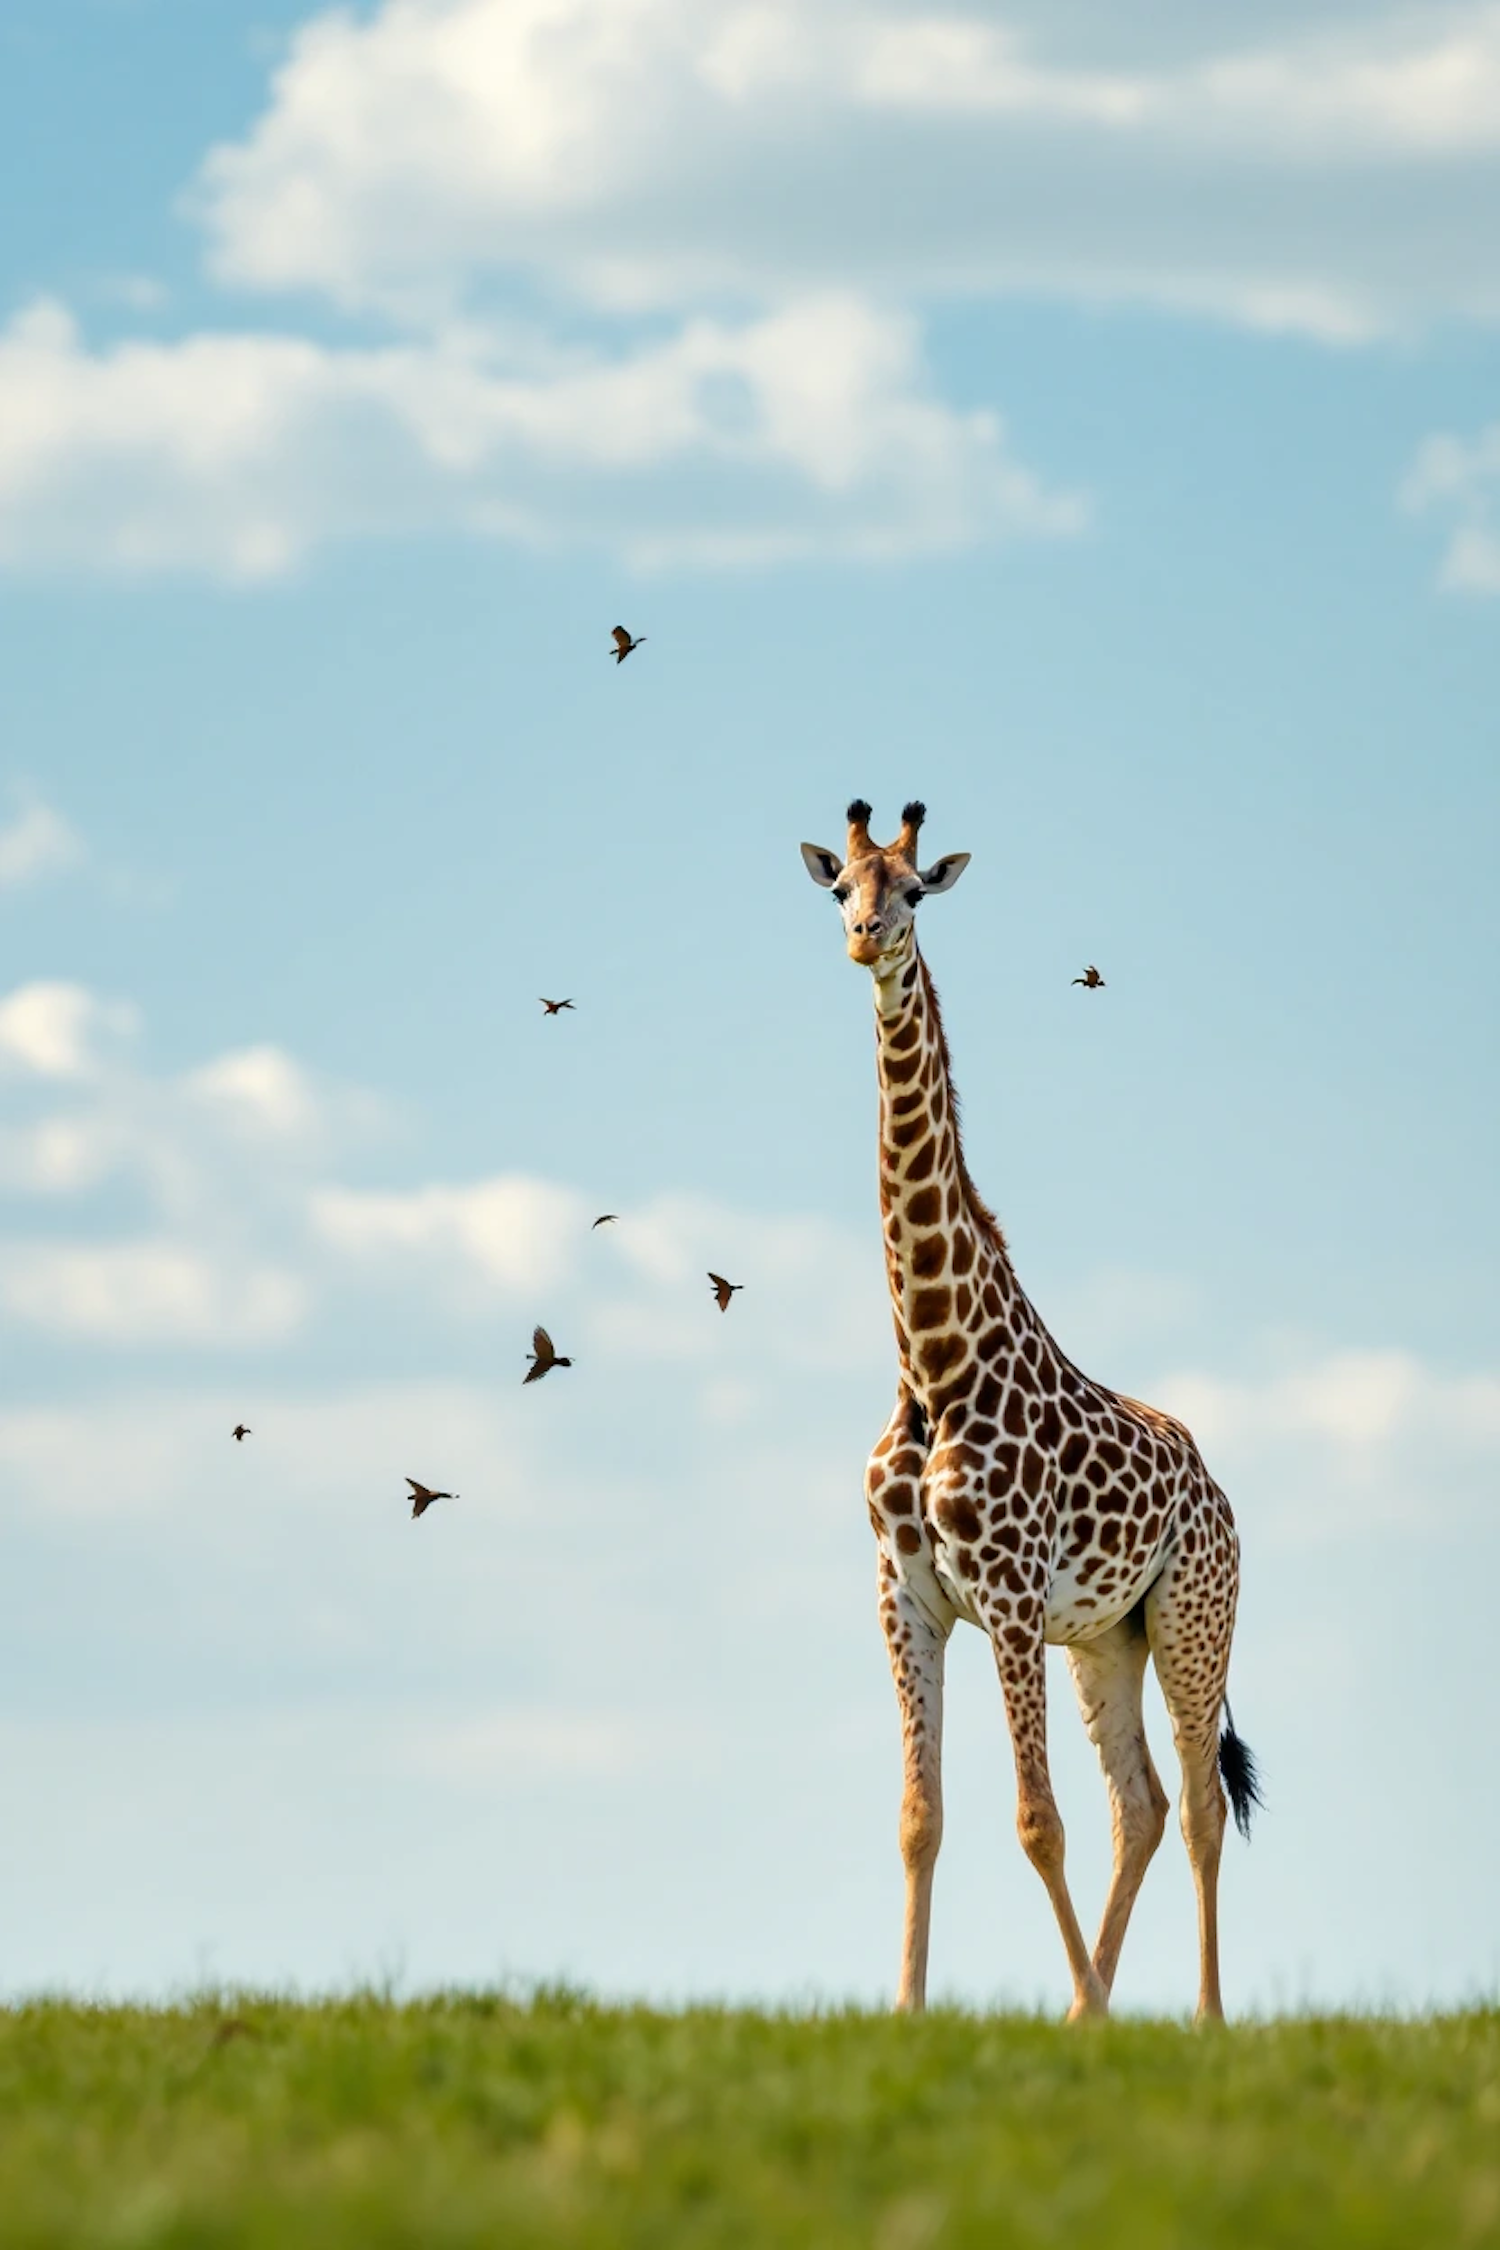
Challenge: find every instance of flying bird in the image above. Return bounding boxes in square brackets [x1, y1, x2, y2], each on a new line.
[539, 997, 575, 1015]
[592, 1214, 618, 1229]
[1072, 965, 1106, 989]
[611, 626, 646, 664]
[232, 1424, 251, 1442]
[406, 1477, 456, 1519]
[524, 1325, 574, 1383]
[708, 1272, 743, 1313]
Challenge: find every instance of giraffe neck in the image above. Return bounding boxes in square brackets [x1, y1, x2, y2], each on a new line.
[872, 940, 1031, 1407]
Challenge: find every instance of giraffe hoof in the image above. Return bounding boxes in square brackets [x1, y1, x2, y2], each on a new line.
[1067, 1978, 1110, 2023]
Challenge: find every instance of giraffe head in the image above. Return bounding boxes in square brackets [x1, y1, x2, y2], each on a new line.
[801, 800, 970, 970]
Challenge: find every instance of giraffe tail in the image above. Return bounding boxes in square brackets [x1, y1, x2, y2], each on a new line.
[1218, 1699, 1264, 1842]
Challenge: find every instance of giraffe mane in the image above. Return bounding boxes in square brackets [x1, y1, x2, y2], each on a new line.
[918, 953, 1008, 1258]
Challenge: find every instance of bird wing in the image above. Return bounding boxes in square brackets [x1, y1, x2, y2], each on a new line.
[707, 1272, 729, 1291]
[612, 626, 631, 650]
[592, 1214, 618, 1227]
[531, 1325, 554, 1359]
[405, 1477, 428, 1496]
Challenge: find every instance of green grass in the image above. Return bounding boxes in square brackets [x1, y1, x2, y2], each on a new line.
[2, 1994, 1498, 2247]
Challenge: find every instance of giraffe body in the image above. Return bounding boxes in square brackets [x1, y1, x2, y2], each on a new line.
[802, 800, 1257, 2022]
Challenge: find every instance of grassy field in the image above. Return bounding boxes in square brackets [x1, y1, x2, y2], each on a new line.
[1, 1994, 1498, 2248]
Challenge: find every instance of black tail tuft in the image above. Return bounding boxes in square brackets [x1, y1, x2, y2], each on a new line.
[1219, 1710, 1264, 1842]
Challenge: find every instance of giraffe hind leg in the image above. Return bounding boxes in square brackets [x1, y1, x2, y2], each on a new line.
[1144, 1500, 1244, 2023]
[1065, 1607, 1170, 2001]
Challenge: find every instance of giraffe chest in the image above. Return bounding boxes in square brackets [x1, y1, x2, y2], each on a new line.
[918, 1447, 1177, 1647]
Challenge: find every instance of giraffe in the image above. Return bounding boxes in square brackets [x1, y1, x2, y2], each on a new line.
[801, 799, 1260, 2023]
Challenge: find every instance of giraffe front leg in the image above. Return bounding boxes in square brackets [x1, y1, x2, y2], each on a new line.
[1066, 1617, 1170, 2000]
[989, 1616, 1109, 2021]
[877, 1552, 952, 2013]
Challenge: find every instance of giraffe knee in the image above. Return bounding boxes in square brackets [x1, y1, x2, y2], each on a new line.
[1017, 1795, 1065, 1878]
[900, 1790, 942, 1872]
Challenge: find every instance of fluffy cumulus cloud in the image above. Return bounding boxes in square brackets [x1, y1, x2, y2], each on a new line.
[0, 295, 1077, 577]
[0, 982, 135, 1078]
[7, 1, 1500, 579]
[1401, 421, 1500, 592]
[309, 1175, 888, 1372]
[1155, 1346, 1500, 1540]
[183, 1044, 358, 1143]
[310, 1174, 590, 1292]
[0, 980, 363, 1346]
[0, 1244, 306, 1346]
[198, 0, 1500, 336]
[0, 976, 886, 1376]
[0, 792, 84, 889]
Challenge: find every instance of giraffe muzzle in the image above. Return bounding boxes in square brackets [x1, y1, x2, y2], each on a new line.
[848, 921, 910, 970]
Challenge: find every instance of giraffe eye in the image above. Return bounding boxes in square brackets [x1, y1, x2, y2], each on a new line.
[832, 885, 849, 904]
[906, 887, 924, 906]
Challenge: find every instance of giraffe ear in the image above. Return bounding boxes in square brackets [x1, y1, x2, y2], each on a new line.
[801, 842, 843, 888]
[917, 852, 970, 894]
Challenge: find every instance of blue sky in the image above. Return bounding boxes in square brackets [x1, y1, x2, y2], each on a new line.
[1, 0, 1498, 2016]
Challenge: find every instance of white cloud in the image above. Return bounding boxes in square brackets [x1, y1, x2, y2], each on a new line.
[195, 0, 1500, 336]
[14, 1, 1500, 586]
[1402, 421, 1500, 591]
[0, 1377, 511, 1524]
[586, 1188, 886, 1371]
[0, 988, 386, 1348]
[0, 982, 134, 1077]
[0, 982, 379, 1200]
[184, 1045, 324, 1139]
[8, 0, 1500, 589]
[0, 980, 880, 1377]
[1437, 522, 1500, 591]
[0, 1114, 118, 1193]
[1155, 1346, 1500, 1538]
[0, 294, 1079, 579]
[310, 1174, 588, 1292]
[0, 793, 83, 889]
[0, 1241, 307, 1345]
[857, 13, 1500, 155]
